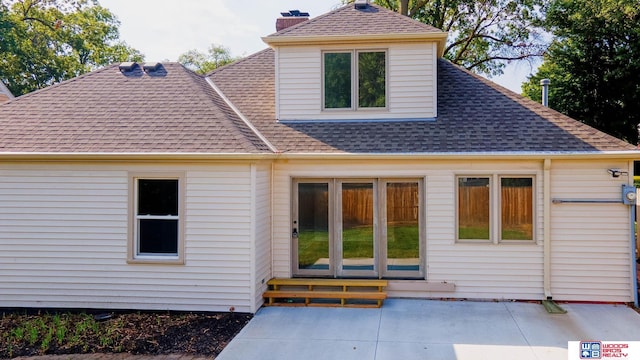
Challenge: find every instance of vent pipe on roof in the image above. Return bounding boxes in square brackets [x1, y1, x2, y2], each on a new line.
[540, 78, 550, 107]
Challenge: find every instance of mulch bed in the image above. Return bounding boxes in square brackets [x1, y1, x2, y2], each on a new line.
[0, 310, 252, 359]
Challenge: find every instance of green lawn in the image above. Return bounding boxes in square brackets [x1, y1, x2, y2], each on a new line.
[297, 225, 419, 267]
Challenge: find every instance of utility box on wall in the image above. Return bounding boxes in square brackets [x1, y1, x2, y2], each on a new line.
[622, 185, 636, 205]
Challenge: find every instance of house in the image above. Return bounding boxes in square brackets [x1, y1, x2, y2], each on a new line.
[0, 3, 638, 313]
[0, 81, 13, 103]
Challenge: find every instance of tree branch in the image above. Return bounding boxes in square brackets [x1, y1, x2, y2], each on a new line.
[467, 53, 542, 70]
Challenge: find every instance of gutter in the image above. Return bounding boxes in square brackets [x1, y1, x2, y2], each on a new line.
[272, 151, 640, 161]
[262, 33, 449, 57]
[1, 150, 639, 162]
[0, 153, 275, 162]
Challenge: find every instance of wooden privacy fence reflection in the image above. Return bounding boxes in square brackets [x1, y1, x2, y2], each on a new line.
[458, 186, 533, 226]
[298, 184, 532, 229]
[299, 183, 418, 228]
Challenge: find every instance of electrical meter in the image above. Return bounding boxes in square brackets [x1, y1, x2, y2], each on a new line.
[622, 184, 636, 205]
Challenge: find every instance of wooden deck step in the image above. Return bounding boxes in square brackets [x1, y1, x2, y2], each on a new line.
[263, 278, 388, 308]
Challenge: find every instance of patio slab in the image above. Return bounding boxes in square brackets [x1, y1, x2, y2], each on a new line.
[217, 299, 640, 360]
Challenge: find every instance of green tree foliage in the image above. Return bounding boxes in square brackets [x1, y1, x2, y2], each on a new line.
[178, 43, 238, 74]
[358, 0, 547, 76]
[0, 0, 143, 96]
[323, 52, 351, 108]
[358, 51, 386, 108]
[522, 0, 640, 144]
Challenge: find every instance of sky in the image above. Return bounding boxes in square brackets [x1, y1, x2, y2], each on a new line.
[99, 0, 537, 93]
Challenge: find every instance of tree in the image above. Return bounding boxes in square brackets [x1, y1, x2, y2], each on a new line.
[178, 44, 238, 74]
[356, 0, 547, 76]
[0, 0, 143, 96]
[522, 0, 640, 144]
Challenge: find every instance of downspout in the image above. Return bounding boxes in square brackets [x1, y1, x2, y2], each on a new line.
[543, 158, 553, 299]
[630, 161, 639, 307]
[541, 80, 553, 300]
[270, 161, 275, 281]
[249, 163, 257, 312]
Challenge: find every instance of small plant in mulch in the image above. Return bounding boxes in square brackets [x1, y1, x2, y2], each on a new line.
[0, 310, 252, 359]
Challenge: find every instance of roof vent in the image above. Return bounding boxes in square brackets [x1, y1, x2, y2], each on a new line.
[118, 62, 138, 72]
[143, 62, 167, 77]
[354, 0, 370, 9]
[143, 62, 161, 72]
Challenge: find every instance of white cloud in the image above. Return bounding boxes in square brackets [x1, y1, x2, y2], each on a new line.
[102, 0, 339, 61]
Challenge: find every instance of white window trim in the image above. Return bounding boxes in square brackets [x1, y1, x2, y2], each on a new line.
[127, 172, 186, 264]
[456, 174, 536, 245]
[321, 49, 389, 112]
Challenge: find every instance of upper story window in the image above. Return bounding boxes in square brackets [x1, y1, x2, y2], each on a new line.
[323, 50, 387, 110]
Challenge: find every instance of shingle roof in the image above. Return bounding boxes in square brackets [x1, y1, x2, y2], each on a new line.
[0, 5, 635, 156]
[208, 49, 637, 153]
[0, 63, 271, 153]
[266, 3, 443, 38]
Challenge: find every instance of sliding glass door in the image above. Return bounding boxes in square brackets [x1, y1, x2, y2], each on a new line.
[383, 181, 421, 278]
[293, 178, 423, 279]
[293, 181, 332, 276]
[338, 181, 377, 277]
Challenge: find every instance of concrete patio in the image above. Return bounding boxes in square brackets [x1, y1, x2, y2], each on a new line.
[217, 299, 640, 360]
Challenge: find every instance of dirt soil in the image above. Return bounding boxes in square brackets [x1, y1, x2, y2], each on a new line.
[0, 311, 252, 359]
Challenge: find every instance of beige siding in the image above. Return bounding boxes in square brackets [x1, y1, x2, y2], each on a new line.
[388, 43, 436, 116]
[273, 159, 545, 300]
[252, 162, 272, 311]
[0, 163, 256, 312]
[277, 47, 321, 120]
[276, 42, 436, 121]
[550, 160, 633, 302]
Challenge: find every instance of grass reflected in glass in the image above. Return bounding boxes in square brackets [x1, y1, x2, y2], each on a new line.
[297, 225, 421, 268]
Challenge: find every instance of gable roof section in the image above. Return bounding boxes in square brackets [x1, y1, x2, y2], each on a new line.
[208, 49, 637, 154]
[267, 3, 443, 37]
[0, 63, 272, 154]
[263, 4, 448, 55]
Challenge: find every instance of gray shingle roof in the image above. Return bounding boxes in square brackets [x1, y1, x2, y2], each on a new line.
[0, 5, 635, 156]
[266, 3, 443, 38]
[208, 49, 637, 153]
[0, 63, 270, 153]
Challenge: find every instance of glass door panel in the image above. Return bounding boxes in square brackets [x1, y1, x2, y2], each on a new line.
[385, 182, 421, 276]
[340, 182, 376, 276]
[296, 183, 331, 273]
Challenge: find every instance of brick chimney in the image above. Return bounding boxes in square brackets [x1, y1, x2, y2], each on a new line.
[276, 10, 309, 32]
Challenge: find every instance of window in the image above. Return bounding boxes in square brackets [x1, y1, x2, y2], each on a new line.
[128, 174, 184, 264]
[500, 177, 533, 241]
[457, 175, 534, 243]
[457, 177, 490, 240]
[323, 50, 386, 110]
